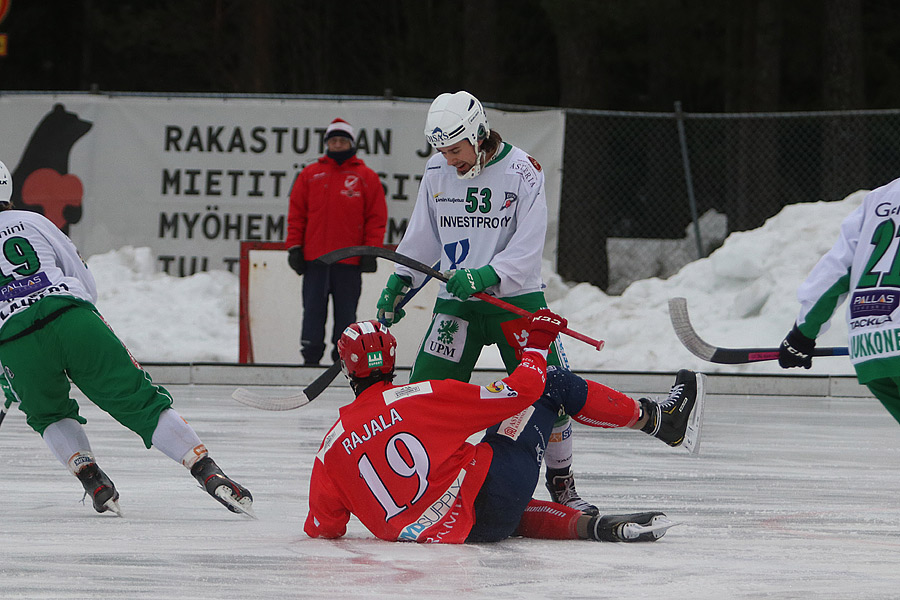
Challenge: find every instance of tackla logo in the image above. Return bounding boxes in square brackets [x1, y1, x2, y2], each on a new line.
[12, 104, 93, 234]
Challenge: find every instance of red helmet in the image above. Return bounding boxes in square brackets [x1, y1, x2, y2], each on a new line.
[337, 320, 397, 379]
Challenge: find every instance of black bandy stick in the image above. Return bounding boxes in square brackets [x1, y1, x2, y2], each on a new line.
[231, 362, 342, 411]
[668, 297, 848, 364]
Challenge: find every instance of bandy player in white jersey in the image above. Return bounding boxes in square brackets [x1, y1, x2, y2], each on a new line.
[375, 91, 599, 514]
[0, 159, 252, 517]
[779, 176, 900, 426]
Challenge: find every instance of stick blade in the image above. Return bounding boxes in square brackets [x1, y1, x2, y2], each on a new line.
[667, 297, 848, 365]
[230, 362, 342, 411]
[668, 297, 717, 361]
[231, 387, 311, 411]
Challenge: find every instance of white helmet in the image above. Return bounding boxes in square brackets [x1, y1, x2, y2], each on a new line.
[424, 91, 490, 179]
[424, 91, 489, 150]
[0, 161, 11, 204]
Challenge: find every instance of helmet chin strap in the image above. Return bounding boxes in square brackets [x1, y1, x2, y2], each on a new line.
[457, 148, 487, 180]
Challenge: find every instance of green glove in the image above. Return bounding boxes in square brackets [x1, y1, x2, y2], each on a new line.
[445, 265, 500, 300]
[376, 274, 412, 325]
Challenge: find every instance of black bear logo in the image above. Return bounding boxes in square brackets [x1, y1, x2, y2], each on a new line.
[12, 103, 93, 234]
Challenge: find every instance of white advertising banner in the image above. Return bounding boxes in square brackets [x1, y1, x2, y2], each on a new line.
[0, 93, 564, 275]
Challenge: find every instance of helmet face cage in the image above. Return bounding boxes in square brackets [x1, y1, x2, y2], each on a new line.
[424, 91, 490, 152]
[338, 320, 397, 380]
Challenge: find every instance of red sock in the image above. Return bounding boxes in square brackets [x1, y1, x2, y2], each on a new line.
[515, 499, 583, 539]
[573, 380, 640, 428]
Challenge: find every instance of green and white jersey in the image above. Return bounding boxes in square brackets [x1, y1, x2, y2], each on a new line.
[0, 210, 97, 331]
[396, 142, 547, 300]
[795, 177, 900, 382]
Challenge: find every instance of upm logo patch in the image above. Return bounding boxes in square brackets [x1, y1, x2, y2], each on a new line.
[424, 314, 467, 362]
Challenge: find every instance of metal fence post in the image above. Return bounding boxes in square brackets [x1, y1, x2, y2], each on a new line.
[675, 101, 703, 259]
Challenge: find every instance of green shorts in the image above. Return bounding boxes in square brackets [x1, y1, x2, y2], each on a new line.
[863, 377, 900, 426]
[408, 292, 564, 383]
[0, 296, 173, 447]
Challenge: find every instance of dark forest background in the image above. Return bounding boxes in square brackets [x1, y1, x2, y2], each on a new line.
[1, 0, 898, 112]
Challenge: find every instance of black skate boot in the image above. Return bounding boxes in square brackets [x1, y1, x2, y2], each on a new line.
[589, 512, 676, 542]
[546, 467, 599, 516]
[191, 456, 254, 517]
[640, 369, 705, 454]
[76, 463, 122, 516]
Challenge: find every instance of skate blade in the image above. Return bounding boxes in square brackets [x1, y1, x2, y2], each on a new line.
[683, 373, 706, 455]
[102, 498, 124, 517]
[621, 518, 679, 541]
[215, 487, 257, 519]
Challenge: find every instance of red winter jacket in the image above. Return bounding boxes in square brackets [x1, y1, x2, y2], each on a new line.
[285, 154, 387, 265]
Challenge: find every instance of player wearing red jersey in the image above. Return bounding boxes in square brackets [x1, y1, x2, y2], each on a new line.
[305, 310, 703, 543]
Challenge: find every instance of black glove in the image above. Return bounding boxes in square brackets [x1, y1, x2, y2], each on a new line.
[287, 246, 305, 276]
[778, 325, 816, 369]
[359, 255, 378, 273]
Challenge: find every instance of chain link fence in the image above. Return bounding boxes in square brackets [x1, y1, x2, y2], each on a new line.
[558, 106, 900, 294]
[7, 91, 896, 295]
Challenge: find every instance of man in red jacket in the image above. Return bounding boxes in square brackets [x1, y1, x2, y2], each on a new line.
[304, 310, 702, 544]
[285, 118, 388, 366]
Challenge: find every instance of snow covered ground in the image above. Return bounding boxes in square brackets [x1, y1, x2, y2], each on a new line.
[3, 385, 900, 599]
[87, 193, 864, 376]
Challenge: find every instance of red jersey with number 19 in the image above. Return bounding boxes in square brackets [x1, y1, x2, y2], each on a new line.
[304, 350, 548, 543]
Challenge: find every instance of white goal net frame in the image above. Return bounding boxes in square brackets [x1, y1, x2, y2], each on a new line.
[238, 241, 438, 366]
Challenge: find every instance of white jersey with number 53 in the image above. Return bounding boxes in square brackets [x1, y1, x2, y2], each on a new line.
[396, 142, 547, 300]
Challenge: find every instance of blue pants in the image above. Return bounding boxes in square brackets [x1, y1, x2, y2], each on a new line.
[466, 367, 589, 542]
[300, 261, 362, 365]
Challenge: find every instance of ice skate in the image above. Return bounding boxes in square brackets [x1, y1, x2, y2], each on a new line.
[76, 463, 123, 516]
[640, 369, 706, 454]
[589, 511, 676, 542]
[190, 456, 255, 518]
[546, 467, 599, 516]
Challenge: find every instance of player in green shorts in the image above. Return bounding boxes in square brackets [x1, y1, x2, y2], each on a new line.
[377, 91, 597, 514]
[0, 160, 252, 517]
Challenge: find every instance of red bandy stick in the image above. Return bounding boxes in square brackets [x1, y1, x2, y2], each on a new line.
[469, 290, 603, 350]
[317, 246, 604, 352]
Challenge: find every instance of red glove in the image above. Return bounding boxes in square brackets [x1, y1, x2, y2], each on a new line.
[526, 308, 567, 351]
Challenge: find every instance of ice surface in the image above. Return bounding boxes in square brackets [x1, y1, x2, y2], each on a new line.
[3, 384, 900, 599]
[4, 191, 891, 598]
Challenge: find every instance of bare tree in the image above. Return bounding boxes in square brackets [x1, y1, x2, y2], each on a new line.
[542, 0, 606, 108]
[821, 0, 866, 201]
